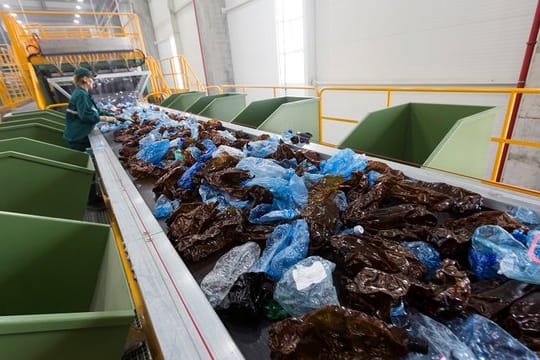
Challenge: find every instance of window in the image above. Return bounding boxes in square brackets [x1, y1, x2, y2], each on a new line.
[276, 0, 305, 85]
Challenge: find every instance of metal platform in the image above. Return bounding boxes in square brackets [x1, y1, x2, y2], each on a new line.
[89, 107, 540, 360]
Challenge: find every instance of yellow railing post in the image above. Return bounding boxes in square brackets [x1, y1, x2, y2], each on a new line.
[490, 92, 518, 181]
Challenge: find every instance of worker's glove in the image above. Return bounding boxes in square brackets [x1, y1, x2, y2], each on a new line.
[100, 116, 117, 123]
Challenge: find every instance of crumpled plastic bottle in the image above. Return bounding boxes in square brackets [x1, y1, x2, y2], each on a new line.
[445, 314, 538, 360]
[469, 225, 540, 284]
[273, 256, 340, 317]
[138, 129, 162, 148]
[333, 190, 348, 211]
[200, 242, 261, 307]
[185, 116, 199, 140]
[136, 139, 170, 165]
[319, 148, 368, 179]
[401, 241, 441, 280]
[250, 219, 310, 280]
[216, 129, 237, 142]
[153, 194, 180, 219]
[403, 311, 476, 360]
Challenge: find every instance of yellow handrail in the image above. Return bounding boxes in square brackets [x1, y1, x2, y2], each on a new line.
[45, 102, 68, 109]
[219, 84, 316, 97]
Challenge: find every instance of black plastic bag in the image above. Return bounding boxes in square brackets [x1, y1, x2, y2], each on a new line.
[216, 272, 276, 320]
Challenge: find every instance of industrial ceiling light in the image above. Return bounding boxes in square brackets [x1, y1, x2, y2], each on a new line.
[77, 0, 84, 2]
[76, 5, 81, 9]
[3, 4, 10, 9]
[73, 19, 79, 24]
[10, 13, 16, 17]
[74, 14, 80, 18]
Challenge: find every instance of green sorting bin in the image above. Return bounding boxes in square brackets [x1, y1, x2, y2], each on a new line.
[0, 117, 65, 131]
[3, 110, 64, 123]
[185, 93, 246, 121]
[231, 96, 320, 142]
[339, 103, 499, 178]
[0, 211, 134, 360]
[0, 138, 90, 168]
[160, 92, 182, 108]
[0, 123, 66, 148]
[161, 91, 205, 110]
[0, 151, 94, 219]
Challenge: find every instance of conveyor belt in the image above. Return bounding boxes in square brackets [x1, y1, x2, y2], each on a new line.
[89, 108, 540, 360]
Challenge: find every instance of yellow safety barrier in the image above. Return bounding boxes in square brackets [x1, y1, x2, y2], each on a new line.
[159, 55, 204, 93]
[317, 86, 540, 197]
[0, 44, 32, 111]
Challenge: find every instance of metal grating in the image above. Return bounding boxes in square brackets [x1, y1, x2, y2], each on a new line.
[82, 207, 110, 224]
[122, 342, 152, 360]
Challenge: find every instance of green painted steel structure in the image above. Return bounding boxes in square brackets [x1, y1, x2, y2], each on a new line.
[339, 103, 498, 179]
[184, 93, 247, 121]
[0, 124, 66, 148]
[231, 96, 320, 142]
[0, 118, 65, 131]
[0, 211, 134, 359]
[162, 91, 205, 111]
[0, 151, 93, 219]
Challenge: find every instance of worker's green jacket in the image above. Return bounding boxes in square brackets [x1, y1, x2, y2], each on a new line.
[63, 86, 102, 147]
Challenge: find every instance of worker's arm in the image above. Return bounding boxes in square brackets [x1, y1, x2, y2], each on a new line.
[75, 93, 100, 124]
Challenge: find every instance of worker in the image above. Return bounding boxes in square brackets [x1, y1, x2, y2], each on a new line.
[63, 67, 116, 209]
[64, 67, 116, 151]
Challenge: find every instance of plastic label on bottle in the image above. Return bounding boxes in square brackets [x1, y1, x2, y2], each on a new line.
[292, 261, 327, 290]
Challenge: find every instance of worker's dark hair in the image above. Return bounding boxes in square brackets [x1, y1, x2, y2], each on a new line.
[73, 74, 87, 86]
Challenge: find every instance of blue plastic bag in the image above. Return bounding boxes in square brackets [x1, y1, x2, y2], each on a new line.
[469, 225, 540, 284]
[136, 139, 170, 165]
[319, 148, 368, 179]
[185, 146, 202, 160]
[199, 183, 249, 210]
[404, 311, 476, 360]
[236, 157, 291, 180]
[446, 314, 538, 360]
[248, 204, 297, 224]
[177, 140, 217, 189]
[367, 170, 382, 187]
[273, 256, 340, 317]
[401, 241, 441, 280]
[245, 174, 306, 210]
[243, 137, 280, 158]
[509, 206, 540, 227]
[250, 219, 310, 280]
[153, 194, 180, 219]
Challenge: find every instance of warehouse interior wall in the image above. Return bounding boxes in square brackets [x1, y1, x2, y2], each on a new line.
[145, 0, 540, 190]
